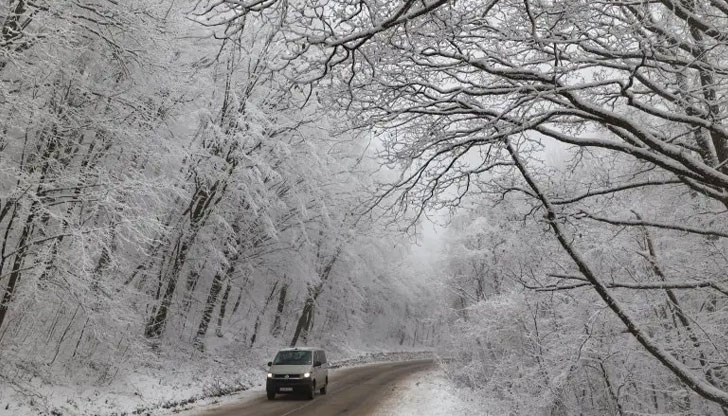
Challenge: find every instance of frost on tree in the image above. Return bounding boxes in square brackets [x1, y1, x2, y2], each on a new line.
[0, 1, 433, 412]
[197, 0, 728, 413]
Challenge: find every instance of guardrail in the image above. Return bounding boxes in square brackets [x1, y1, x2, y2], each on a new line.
[328, 350, 437, 369]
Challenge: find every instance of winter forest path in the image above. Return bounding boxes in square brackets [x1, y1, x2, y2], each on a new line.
[189, 360, 435, 416]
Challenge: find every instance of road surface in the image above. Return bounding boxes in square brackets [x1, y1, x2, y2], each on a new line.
[190, 359, 434, 416]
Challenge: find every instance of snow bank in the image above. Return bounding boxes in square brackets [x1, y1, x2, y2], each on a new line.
[374, 366, 502, 416]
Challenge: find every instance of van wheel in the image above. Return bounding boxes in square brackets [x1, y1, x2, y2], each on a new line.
[267, 390, 275, 400]
[307, 382, 315, 400]
[320, 377, 328, 395]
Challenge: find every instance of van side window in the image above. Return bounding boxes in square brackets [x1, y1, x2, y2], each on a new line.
[320, 351, 327, 364]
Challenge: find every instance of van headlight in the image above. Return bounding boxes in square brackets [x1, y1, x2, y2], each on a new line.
[303, 372, 311, 378]
[267, 373, 273, 378]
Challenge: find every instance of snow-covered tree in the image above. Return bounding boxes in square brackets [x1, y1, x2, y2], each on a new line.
[204, 0, 728, 410]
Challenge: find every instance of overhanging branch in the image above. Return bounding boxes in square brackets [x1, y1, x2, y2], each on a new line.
[506, 137, 728, 408]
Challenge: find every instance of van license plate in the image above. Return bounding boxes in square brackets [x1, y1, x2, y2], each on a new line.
[280, 387, 293, 392]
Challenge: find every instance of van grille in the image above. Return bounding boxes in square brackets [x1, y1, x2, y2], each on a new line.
[273, 374, 301, 379]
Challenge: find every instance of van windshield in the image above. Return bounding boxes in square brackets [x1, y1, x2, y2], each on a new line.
[273, 350, 312, 365]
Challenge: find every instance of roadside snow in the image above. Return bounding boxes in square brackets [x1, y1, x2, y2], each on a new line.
[161, 385, 265, 416]
[328, 351, 434, 369]
[374, 367, 495, 416]
[0, 350, 433, 416]
[164, 352, 436, 415]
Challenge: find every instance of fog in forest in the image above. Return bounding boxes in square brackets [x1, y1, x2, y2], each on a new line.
[1, 1, 728, 415]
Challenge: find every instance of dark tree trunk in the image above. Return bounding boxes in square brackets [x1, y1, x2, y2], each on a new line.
[145, 185, 216, 338]
[250, 282, 278, 346]
[193, 271, 224, 351]
[0, 208, 36, 330]
[215, 282, 231, 337]
[270, 283, 288, 336]
[290, 298, 314, 347]
[289, 247, 342, 346]
[181, 267, 203, 316]
[231, 289, 242, 316]
[145, 234, 193, 338]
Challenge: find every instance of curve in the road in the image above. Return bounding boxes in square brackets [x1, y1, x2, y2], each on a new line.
[193, 359, 434, 416]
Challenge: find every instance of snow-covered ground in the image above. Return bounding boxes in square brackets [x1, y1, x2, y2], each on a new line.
[162, 384, 263, 416]
[167, 359, 495, 416]
[374, 367, 497, 416]
[0, 354, 261, 416]
[1, 351, 500, 416]
[0, 350, 434, 416]
[160, 351, 438, 416]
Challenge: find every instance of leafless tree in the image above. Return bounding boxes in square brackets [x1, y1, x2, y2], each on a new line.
[199, 0, 728, 410]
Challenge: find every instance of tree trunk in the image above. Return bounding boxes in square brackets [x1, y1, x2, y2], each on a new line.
[193, 271, 224, 351]
[215, 282, 231, 337]
[250, 282, 278, 346]
[182, 268, 202, 316]
[289, 247, 342, 346]
[270, 282, 288, 336]
[231, 288, 242, 316]
[0, 122, 62, 329]
[145, 185, 217, 338]
[0, 208, 36, 329]
[599, 361, 624, 416]
[145, 234, 192, 338]
[290, 298, 314, 347]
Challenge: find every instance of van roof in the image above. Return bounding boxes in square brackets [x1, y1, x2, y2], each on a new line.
[277, 347, 323, 352]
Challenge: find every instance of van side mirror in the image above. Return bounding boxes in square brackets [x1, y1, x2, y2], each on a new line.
[267, 361, 272, 367]
[314, 361, 322, 367]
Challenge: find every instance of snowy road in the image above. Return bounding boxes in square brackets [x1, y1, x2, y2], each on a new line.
[187, 360, 434, 416]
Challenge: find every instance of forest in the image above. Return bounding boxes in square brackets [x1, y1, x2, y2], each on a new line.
[1, 0, 728, 415]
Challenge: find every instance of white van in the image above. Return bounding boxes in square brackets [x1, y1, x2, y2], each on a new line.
[266, 347, 329, 400]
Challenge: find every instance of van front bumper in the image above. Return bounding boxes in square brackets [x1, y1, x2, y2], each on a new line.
[266, 377, 314, 392]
